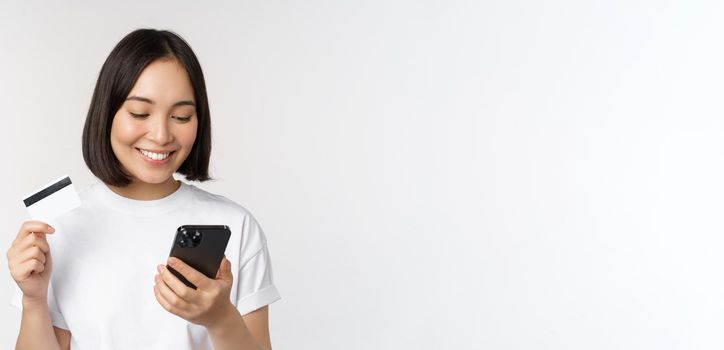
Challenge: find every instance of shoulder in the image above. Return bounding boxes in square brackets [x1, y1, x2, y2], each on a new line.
[185, 184, 269, 249]
[185, 183, 252, 216]
[184, 183, 264, 229]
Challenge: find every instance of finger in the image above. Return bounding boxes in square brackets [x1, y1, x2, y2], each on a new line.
[12, 259, 45, 280]
[7, 234, 47, 262]
[16, 232, 51, 254]
[166, 257, 210, 289]
[157, 264, 196, 302]
[215, 256, 232, 280]
[154, 275, 192, 316]
[153, 282, 177, 314]
[15, 245, 47, 265]
[20, 221, 55, 236]
[14, 221, 54, 245]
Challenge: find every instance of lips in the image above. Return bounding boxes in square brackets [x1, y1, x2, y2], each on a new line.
[136, 148, 175, 163]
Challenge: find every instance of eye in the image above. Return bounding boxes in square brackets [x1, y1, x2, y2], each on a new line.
[130, 112, 149, 119]
[173, 115, 193, 122]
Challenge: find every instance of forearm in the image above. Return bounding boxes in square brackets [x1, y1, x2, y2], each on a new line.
[206, 306, 266, 350]
[15, 297, 61, 350]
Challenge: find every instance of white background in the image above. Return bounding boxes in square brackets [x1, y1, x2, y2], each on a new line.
[1, 1, 724, 349]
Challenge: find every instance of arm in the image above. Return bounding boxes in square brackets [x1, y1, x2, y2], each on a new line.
[206, 306, 271, 350]
[54, 327, 71, 350]
[15, 298, 63, 350]
[8, 222, 68, 350]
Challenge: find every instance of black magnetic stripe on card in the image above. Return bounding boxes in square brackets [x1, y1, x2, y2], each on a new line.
[23, 177, 72, 207]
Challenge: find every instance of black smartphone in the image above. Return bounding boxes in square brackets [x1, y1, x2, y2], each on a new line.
[167, 225, 231, 289]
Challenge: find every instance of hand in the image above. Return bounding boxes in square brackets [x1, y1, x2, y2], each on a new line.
[6, 221, 55, 304]
[153, 255, 235, 328]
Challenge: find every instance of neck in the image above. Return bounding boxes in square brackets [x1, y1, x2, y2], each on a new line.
[107, 177, 181, 200]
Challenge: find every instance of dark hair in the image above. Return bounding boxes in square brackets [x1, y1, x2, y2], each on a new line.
[82, 28, 211, 187]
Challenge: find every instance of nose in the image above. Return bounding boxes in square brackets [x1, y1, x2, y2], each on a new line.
[147, 115, 174, 145]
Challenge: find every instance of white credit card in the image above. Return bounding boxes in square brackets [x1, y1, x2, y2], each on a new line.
[22, 175, 81, 222]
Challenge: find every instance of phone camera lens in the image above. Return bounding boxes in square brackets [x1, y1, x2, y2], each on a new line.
[177, 229, 202, 248]
[191, 230, 203, 246]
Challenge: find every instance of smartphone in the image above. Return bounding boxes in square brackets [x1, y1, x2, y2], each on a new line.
[167, 225, 231, 289]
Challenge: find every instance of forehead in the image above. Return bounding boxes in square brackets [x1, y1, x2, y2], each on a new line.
[126, 59, 195, 104]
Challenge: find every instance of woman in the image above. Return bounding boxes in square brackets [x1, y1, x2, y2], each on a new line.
[6, 29, 280, 350]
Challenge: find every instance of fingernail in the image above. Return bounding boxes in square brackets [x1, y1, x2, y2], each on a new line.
[168, 258, 177, 267]
[48, 226, 55, 233]
[157, 264, 163, 272]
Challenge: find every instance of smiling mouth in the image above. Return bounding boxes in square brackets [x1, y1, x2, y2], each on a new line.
[136, 148, 175, 161]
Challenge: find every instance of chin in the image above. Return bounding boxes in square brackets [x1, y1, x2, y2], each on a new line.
[132, 172, 175, 185]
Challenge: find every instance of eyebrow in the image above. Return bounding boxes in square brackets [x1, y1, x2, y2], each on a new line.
[126, 95, 196, 107]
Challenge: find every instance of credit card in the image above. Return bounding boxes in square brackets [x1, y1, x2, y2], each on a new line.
[22, 175, 81, 222]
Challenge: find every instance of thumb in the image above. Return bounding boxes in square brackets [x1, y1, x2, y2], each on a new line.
[215, 256, 233, 281]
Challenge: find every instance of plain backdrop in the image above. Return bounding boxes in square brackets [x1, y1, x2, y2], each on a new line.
[2, 0, 724, 349]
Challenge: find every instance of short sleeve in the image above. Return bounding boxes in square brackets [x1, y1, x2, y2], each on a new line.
[10, 282, 70, 330]
[235, 214, 281, 316]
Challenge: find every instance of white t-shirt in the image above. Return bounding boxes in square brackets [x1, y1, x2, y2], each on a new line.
[10, 180, 281, 349]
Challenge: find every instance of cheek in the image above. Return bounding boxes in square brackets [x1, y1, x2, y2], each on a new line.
[177, 122, 198, 150]
[111, 116, 144, 147]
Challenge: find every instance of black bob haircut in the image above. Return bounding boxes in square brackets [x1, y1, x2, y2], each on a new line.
[82, 28, 211, 187]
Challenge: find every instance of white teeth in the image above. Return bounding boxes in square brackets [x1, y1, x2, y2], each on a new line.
[139, 149, 170, 160]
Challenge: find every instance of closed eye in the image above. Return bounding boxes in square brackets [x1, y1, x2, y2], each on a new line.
[173, 116, 193, 122]
[130, 112, 149, 119]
